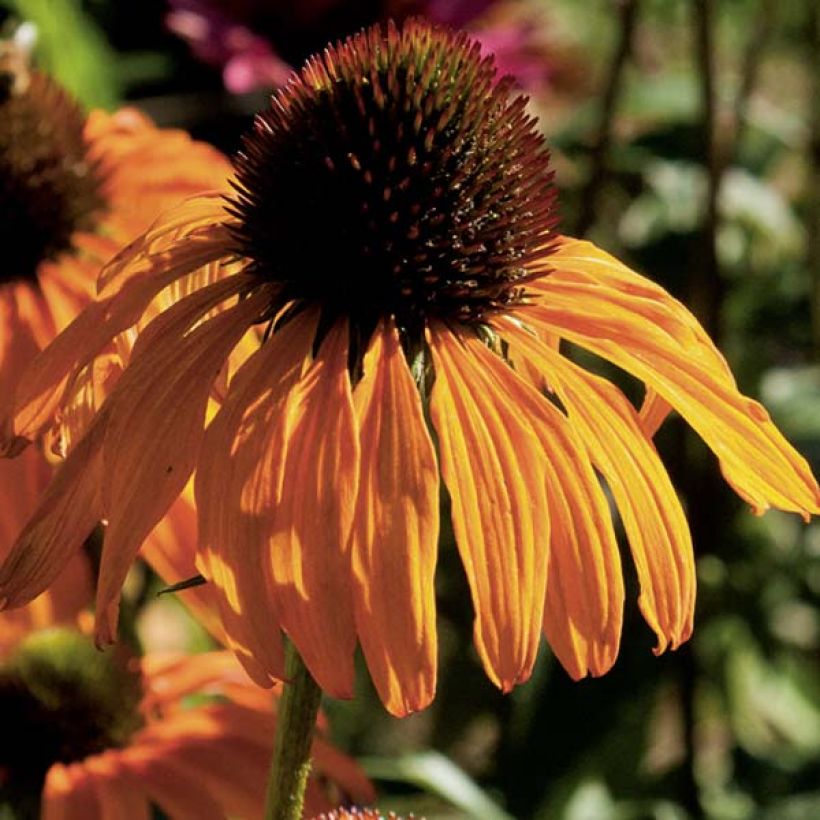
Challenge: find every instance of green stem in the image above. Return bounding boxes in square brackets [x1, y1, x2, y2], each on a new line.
[264, 640, 323, 820]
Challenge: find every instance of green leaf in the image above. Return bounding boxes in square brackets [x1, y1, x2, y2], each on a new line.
[3, 0, 121, 109]
[361, 750, 514, 820]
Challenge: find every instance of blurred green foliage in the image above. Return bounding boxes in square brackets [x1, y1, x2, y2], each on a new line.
[1, 0, 121, 108]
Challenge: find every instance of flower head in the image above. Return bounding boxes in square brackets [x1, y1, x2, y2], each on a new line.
[0, 46, 239, 645]
[0, 46, 231, 383]
[1, 19, 818, 718]
[228, 19, 556, 334]
[0, 627, 374, 816]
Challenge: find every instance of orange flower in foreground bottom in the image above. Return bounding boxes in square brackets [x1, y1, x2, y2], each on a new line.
[0, 630, 374, 818]
[1, 20, 818, 717]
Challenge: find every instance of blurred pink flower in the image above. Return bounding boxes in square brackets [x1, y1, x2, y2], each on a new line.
[167, 0, 292, 93]
[166, 0, 556, 94]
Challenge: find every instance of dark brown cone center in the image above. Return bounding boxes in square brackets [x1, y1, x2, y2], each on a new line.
[0, 70, 105, 286]
[0, 628, 143, 813]
[229, 20, 557, 339]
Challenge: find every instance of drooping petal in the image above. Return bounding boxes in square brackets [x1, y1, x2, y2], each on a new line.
[0, 442, 52, 558]
[526, 239, 820, 518]
[139, 484, 226, 643]
[351, 320, 439, 716]
[261, 321, 359, 698]
[486, 325, 625, 678]
[196, 314, 319, 686]
[0, 413, 106, 610]
[429, 324, 550, 691]
[529, 237, 735, 375]
[96, 193, 233, 297]
[94, 279, 268, 645]
[639, 388, 673, 438]
[501, 318, 694, 654]
[2, 226, 235, 453]
[49, 354, 122, 459]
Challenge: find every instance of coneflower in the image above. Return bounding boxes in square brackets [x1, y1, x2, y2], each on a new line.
[0, 19, 816, 725]
[0, 35, 234, 642]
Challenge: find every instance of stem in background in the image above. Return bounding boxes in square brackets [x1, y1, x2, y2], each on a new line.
[692, 0, 722, 337]
[675, 5, 723, 819]
[680, 4, 781, 815]
[808, 3, 820, 358]
[727, 0, 775, 167]
[264, 640, 323, 820]
[691, 0, 776, 329]
[574, 0, 641, 237]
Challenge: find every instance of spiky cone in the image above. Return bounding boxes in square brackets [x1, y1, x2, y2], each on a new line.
[1, 19, 818, 720]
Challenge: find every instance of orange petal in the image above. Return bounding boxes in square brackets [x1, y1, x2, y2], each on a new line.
[135, 700, 274, 747]
[85, 110, 233, 246]
[49, 354, 122, 460]
[0, 414, 105, 610]
[0, 282, 47, 409]
[501, 318, 694, 654]
[261, 321, 359, 698]
[126, 704, 272, 815]
[132, 758, 224, 820]
[83, 753, 150, 820]
[93, 783, 149, 820]
[3, 228, 234, 452]
[526, 239, 820, 518]
[351, 320, 439, 716]
[196, 315, 320, 686]
[43, 764, 101, 820]
[484, 330, 625, 678]
[147, 733, 267, 819]
[0, 442, 52, 559]
[530, 237, 735, 369]
[139, 651, 253, 709]
[37, 255, 97, 335]
[640, 388, 673, 438]
[94, 280, 268, 645]
[139, 483, 226, 644]
[428, 324, 550, 691]
[96, 193, 232, 297]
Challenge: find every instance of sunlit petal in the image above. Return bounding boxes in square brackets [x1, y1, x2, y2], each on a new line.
[351, 320, 439, 715]
[502, 319, 694, 653]
[430, 324, 550, 691]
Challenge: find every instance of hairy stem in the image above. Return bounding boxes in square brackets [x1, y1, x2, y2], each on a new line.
[264, 641, 323, 820]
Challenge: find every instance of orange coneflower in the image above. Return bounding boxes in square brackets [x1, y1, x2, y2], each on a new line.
[1, 19, 818, 717]
[0, 47, 231, 389]
[0, 626, 374, 817]
[0, 40, 237, 628]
